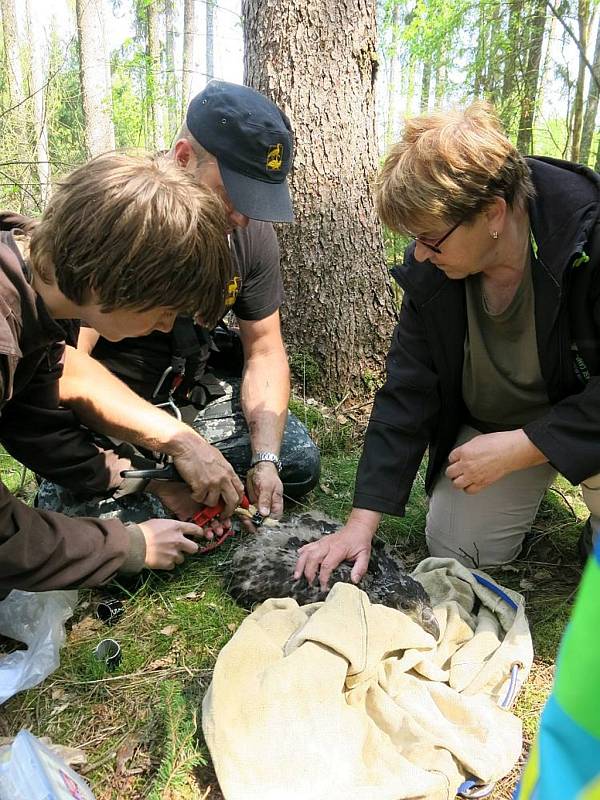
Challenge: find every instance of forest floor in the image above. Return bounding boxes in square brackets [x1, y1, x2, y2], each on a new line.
[0, 396, 587, 799]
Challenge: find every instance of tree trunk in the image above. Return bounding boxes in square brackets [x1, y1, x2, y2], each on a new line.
[580, 14, 600, 164]
[434, 63, 447, 107]
[473, 2, 487, 96]
[182, 0, 195, 116]
[571, 0, 592, 162]
[243, 0, 396, 398]
[75, 0, 115, 156]
[145, 0, 164, 150]
[164, 0, 178, 141]
[516, 0, 546, 153]
[384, 1, 400, 148]
[420, 60, 431, 111]
[538, 13, 556, 112]
[404, 53, 415, 115]
[206, 0, 215, 81]
[500, 0, 523, 132]
[25, 0, 50, 206]
[1, 0, 23, 107]
[1, 0, 27, 209]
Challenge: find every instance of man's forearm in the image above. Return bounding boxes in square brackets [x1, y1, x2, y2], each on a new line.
[240, 352, 290, 455]
[60, 346, 201, 457]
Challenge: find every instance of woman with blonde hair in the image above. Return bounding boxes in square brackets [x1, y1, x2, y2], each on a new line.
[295, 102, 600, 586]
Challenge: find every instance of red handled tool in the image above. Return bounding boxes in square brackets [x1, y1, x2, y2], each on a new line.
[191, 496, 252, 554]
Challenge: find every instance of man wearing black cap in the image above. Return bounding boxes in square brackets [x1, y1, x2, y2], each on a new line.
[39, 81, 320, 528]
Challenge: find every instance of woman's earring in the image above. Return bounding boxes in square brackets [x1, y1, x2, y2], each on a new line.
[490, 231, 499, 240]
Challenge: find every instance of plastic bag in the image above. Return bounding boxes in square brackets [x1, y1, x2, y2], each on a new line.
[0, 590, 77, 705]
[0, 729, 96, 800]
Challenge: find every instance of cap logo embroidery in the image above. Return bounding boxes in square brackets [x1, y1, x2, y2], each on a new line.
[266, 144, 283, 171]
[224, 275, 241, 307]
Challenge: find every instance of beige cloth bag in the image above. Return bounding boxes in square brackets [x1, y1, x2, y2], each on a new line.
[202, 557, 533, 800]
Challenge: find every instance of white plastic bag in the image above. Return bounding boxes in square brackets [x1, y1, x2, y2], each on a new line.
[0, 729, 96, 800]
[0, 590, 77, 705]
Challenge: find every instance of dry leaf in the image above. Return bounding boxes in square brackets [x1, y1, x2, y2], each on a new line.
[226, 623, 237, 632]
[159, 625, 178, 637]
[175, 591, 206, 601]
[116, 739, 138, 775]
[519, 578, 536, 591]
[147, 655, 175, 670]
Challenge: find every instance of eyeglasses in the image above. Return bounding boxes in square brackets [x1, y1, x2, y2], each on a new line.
[411, 218, 464, 254]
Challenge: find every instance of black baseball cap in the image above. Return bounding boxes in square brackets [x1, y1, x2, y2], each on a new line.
[186, 80, 294, 223]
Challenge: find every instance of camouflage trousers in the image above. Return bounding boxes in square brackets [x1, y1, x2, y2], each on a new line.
[37, 377, 320, 521]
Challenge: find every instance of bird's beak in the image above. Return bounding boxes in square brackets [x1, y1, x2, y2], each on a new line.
[421, 607, 440, 641]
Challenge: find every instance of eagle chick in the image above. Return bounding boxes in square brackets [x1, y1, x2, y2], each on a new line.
[229, 513, 440, 640]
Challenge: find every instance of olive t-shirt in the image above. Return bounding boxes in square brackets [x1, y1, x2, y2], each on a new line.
[462, 256, 551, 432]
[89, 219, 283, 391]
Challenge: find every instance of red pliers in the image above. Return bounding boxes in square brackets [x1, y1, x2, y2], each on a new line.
[192, 495, 251, 554]
[121, 463, 259, 555]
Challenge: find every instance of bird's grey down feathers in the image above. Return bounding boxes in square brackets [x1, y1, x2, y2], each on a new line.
[229, 512, 440, 640]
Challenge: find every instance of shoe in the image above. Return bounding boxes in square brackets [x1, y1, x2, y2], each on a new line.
[577, 518, 597, 563]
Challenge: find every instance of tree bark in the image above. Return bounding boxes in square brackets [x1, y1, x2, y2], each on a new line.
[500, 0, 523, 132]
[384, 1, 400, 148]
[516, 0, 547, 153]
[243, 0, 396, 398]
[1, 0, 23, 108]
[434, 63, 447, 107]
[75, 0, 115, 156]
[182, 0, 195, 116]
[404, 53, 415, 115]
[580, 15, 600, 164]
[145, 0, 164, 150]
[25, 0, 50, 205]
[420, 60, 431, 111]
[570, 0, 592, 162]
[164, 0, 178, 141]
[206, 0, 215, 81]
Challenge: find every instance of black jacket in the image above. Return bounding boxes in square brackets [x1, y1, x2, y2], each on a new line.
[354, 157, 600, 516]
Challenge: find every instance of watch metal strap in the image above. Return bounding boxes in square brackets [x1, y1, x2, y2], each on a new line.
[251, 451, 282, 472]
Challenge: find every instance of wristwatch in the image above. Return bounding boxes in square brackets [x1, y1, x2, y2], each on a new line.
[250, 451, 283, 473]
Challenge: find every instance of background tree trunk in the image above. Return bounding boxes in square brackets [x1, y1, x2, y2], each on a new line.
[243, 0, 396, 398]
[384, 1, 400, 148]
[206, 0, 215, 81]
[1, 0, 23, 108]
[75, 0, 115, 156]
[420, 61, 431, 111]
[570, 0, 592, 162]
[516, 0, 546, 153]
[25, 0, 50, 206]
[164, 0, 178, 142]
[182, 0, 195, 116]
[579, 13, 600, 164]
[1, 0, 27, 209]
[145, 0, 164, 150]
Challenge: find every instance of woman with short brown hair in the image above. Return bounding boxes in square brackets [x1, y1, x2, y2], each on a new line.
[295, 101, 600, 587]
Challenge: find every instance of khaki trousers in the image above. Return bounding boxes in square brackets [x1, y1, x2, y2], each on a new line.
[426, 425, 600, 567]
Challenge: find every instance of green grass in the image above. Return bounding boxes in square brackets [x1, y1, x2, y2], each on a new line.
[0, 407, 587, 799]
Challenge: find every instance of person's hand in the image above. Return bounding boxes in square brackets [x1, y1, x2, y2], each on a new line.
[293, 520, 376, 592]
[138, 518, 208, 570]
[147, 480, 204, 520]
[146, 480, 231, 537]
[446, 429, 546, 493]
[246, 462, 284, 520]
[171, 434, 244, 516]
